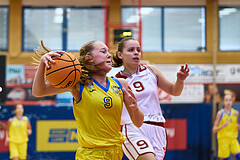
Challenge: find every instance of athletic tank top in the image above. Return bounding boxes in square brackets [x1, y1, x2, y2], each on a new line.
[9, 116, 29, 143]
[217, 108, 238, 139]
[115, 64, 165, 124]
[73, 77, 125, 148]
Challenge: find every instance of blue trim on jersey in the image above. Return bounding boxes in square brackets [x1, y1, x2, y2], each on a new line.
[219, 109, 232, 124]
[223, 109, 231, 116]
[219, 111, 224, 123]
[76, 83, 84, 103]
[15, 116, 23, 121]
[111, 78, 123, 94]
[91, 77, 110, 93]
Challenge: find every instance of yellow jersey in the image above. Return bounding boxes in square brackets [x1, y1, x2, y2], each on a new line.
[217, 108, 238, 139]
[9, 116, 29, 143]
[73, 77, 125, 148]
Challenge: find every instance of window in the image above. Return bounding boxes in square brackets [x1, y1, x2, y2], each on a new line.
[122, 7, 205, 52]
[122, 7, 162, 51]
[0, 7, 8, 51]
[67, 8, 104, 51]
[23, 7, 104, 51]
[164, 7, 205, 52]
[23, 8, 62, 51]
[219, 7, 240, 51]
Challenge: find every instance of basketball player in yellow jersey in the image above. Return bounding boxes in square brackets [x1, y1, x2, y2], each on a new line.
[73, 77, 127, 159]
[5, 104, 32, 160]
[32, 40, 144, 160]
[213, 94, 240, 160]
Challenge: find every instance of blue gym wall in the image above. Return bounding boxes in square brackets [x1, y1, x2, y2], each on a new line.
[0, 103, 216, 160]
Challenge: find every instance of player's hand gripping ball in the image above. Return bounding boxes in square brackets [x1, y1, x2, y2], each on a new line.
[45, 52, 81, 89]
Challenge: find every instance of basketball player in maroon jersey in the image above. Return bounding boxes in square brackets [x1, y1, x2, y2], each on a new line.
[113, 37, 190, 160]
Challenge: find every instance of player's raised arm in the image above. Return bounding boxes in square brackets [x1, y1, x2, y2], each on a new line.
[149, 64, 189, 96]
[32, 51, 70, 97]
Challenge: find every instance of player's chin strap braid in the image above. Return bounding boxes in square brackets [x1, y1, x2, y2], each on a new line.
[34, 40, 52, 57]
[40, 40, 51, 52]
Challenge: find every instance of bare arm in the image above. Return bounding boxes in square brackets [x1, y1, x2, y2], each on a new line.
[118, 78, 144, 128]
[212, 111, 228, 133]
[237, 123, 240, 130]
[149, 64, 190, 96]
[27, 120, 32, 136]
[236, 111, 240, 130]
[32, 51, 71, 97]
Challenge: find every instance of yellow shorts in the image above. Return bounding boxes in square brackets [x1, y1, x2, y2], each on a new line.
[9, 142, 28, 159]
[218, 138, 240, 158]
[75, 145, 123, 160]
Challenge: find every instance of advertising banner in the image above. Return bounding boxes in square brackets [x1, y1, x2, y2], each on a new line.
[0, 120, 9, 152]
[154, 64, 240, 84]
[5, 65, 55, 105]
[159, 84, 204, 103]
[165, 119, 187, 150]
[36, 120, 79, 152]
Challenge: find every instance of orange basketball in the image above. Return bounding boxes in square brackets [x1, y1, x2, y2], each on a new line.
[45, 52, 81, 89]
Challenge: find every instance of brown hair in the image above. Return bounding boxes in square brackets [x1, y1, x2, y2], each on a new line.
[14, 104, 24, 110]
[112, 37, 136, 67]
[33, 40, 52, 66]
[78, 41, 96, 85]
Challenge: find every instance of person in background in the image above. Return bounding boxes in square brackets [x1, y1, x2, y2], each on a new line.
[113, 37, 190, 160]
[5, 104, 32, 160]
[0, 121, 6, 130]
[204, 84, 221, 105]
[213, 94, 240, 160]
[32, 40, 144, 160]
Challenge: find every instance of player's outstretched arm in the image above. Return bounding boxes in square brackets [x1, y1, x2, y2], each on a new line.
[118, 78, 144, 128]
[149, 64, 190, 96]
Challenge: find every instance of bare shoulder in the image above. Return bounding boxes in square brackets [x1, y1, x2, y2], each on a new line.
[117, 78, 128, 88]
[117, 78, 127, 84]
[148, 64, 158, 72]
[147, 64, 156, 69]
[213, 110, 223, 123]
[147, 64, 163, 76]
[216, 110, 223, 117]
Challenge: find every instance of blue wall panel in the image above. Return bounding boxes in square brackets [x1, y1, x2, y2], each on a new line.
[0, 104, 212, 160]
